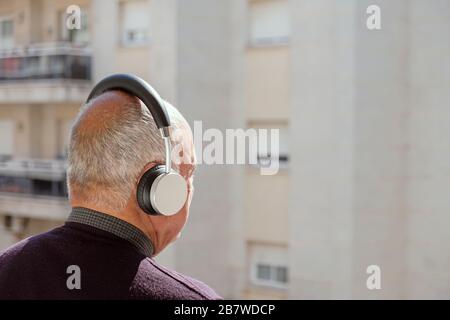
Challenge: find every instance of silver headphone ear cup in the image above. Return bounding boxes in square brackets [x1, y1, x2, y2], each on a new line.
[150, 172, 188, 216]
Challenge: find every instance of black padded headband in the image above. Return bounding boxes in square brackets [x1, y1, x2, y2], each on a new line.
[86, 73, 171, 129]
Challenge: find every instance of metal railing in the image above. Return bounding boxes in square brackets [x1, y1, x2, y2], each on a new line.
[0, 158, 67, 180]
[0, 158, 67, 197]
[0, 42, 91, 81]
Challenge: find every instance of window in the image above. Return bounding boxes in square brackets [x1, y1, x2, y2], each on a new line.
[119, 0, 151, 47]
[247, 123, 289, 168]
[59, 9, 89, 43]
[248, 0, 290, 46]
[249, 243, 288, 288]
[255, 264, 288, 286]
[0, 17, 14, 49]
[274, 265, 288, 283]
[256, 264, 271, 280]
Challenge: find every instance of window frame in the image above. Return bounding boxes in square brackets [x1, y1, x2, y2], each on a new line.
[118, 0, 151, 48]
[249, 243, 289, 289]
[252, 262, 289, 289]
[247, 0, 290, 47]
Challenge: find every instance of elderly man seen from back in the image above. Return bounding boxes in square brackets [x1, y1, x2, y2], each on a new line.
[0, 91, 221, 300]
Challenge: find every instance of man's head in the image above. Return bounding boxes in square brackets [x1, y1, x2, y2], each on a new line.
[67, 90, 196, 255]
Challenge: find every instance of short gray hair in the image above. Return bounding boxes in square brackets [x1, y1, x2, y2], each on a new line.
[67, 93, 186, 210]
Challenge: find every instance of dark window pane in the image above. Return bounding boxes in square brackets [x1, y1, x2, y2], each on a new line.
[257, 264, 271, 281]
[275, 266, 288, 283]
[1, 20, 13, 37]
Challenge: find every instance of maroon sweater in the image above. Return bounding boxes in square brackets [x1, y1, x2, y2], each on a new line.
[0, 221, 221, 300]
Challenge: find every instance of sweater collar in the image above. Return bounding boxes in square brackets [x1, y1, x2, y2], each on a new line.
[67, 207, 154, 257]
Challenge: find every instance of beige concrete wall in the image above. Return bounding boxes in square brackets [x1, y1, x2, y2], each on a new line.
[173, 0, 246, 299]
[243, 287, 287, 300]
[29, 105, 44, 158]
[116, 47, 151, 81]
[0, 225, 18, 251]
[0, 193, 70, 220]
[405, 0, 450, 299]
[0, 103, 79, 159]
[0, 215, 62, 252]
[289, 0, 450, 300]
[351, 0, 410, 299]
[245, 47, 290, 121]
[289, 0, 355, 299]
[29, 0, 44, 43]
[0, 0, 14, 13]
[21, 218, 62, 238]
[92, 0, 117, 81]
[40, 104, 80, 158]
[148, 0, 177, 100]
[0, 105, 32, 157]
[0, 0, 91, 45]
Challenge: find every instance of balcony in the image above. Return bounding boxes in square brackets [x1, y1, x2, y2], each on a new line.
[0, 158, 69, 221]
[0, 158, 67, 181]
[0, 42, 92, 104]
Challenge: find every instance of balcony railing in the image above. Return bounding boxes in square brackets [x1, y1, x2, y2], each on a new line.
[0, 158, 68, 198]
[0, 42, 91, 82]
[0, 158, 67, 180]
[0, 158, 70, 219]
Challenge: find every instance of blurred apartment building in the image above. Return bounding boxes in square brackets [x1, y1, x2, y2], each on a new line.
[0, 0, 91, 248]
[1, 0, 449, 300]
[0, 0, 289, 299]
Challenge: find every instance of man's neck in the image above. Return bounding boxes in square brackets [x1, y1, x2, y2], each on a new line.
[67, 207, 154, 257]
[70, 199, 152, 244]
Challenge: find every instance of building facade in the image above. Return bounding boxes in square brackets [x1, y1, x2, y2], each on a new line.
[0, 0, 449, 299]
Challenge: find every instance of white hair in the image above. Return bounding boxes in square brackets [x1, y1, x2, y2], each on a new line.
[67, 94, 187, 210]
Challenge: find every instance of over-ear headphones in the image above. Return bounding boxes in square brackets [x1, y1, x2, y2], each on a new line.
[86, 74, 188, 216]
